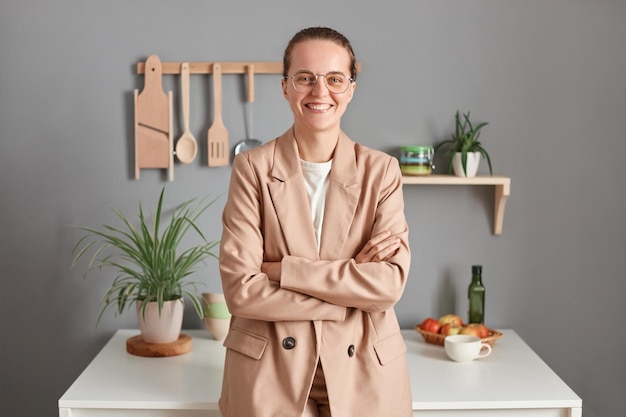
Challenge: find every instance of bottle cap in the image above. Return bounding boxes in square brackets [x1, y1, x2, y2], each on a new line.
[472, 265, 482, 274]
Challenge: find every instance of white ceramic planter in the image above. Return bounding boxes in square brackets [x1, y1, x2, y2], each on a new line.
[137, 299, 184, 344]
[453, 152, 481, 177]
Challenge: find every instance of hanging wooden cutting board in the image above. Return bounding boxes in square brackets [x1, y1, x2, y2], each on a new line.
[134, 54, 173, 180]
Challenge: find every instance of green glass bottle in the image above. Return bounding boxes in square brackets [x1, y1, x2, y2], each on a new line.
[468, 265, 485, 324]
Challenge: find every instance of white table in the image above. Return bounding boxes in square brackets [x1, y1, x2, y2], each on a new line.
[59, 329, 581, 417]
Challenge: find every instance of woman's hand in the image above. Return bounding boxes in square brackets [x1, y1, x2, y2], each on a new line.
[355, 231, 401, 264]
[261, 261, 282, 282]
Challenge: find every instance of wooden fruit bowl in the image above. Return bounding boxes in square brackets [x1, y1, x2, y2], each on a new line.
[415, 326, 503, 346]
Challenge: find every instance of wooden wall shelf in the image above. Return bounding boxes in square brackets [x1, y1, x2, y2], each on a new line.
[137, 61, 284, 75]
[402, 175, 511, 235]
[136, 60, 362, 76]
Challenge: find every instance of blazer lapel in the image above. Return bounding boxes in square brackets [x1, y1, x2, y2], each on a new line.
[267, 130, 320, 260]
[319, 133, 360, 260]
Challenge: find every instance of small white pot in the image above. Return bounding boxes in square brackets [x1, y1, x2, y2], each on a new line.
[453, 152, 481, 177]
[137, 299, 184, 344]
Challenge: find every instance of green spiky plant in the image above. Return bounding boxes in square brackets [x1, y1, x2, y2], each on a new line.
[71, 187, 220, 326]
[434, 111, 493, 176]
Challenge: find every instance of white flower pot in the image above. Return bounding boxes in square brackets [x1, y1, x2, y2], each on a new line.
[137, 299, 184, 344]
[453, 152, 481, 177]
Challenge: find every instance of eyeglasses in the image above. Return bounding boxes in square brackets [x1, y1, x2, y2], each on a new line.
[285, 71, 354, 94]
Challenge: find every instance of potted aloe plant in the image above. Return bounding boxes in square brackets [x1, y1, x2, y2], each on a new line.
[434, 111, 493, 177]
[71, 187, 220, 343]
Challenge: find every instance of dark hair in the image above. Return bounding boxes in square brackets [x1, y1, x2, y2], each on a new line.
[283, 27, 357, 80]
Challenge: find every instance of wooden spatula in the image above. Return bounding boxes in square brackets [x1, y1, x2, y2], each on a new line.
[207, 63, 229, 166]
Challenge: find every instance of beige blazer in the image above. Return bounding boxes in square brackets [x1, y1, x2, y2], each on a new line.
[219, 129, 412, 417]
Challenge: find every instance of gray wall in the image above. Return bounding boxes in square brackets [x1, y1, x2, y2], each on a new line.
[1, 1, 624, 416]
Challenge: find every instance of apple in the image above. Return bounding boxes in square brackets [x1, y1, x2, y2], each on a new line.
[419, 317, 441, 334]
[460, 323, 489, 338]
[440, 323, 462, 336]
[472, 324, 489, 338]
[438, 314, 463, 327]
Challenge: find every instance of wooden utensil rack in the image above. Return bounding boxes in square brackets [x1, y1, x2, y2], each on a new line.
[134, 59, 284, 180]
[137, 61, 283, 75]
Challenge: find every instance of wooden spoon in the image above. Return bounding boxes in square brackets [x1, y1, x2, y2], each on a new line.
[175, 63, 197, 164]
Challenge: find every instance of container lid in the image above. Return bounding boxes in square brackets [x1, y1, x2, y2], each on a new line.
[472, 265, 482, 274]
[400, 145, 433, 152]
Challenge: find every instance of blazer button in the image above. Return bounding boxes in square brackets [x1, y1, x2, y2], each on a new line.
[282, 337, 297, 350]
[347, 344, 355, 357]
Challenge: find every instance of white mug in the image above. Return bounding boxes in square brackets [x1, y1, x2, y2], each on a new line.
[444, 335, 492, 362]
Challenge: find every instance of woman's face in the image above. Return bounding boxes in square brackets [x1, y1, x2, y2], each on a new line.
[282, 39, 356, 135]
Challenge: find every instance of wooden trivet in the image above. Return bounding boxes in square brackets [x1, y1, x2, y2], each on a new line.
[126, 333, 192, 357]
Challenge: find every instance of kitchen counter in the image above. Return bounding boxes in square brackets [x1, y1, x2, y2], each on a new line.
[59, 329, 581, 416]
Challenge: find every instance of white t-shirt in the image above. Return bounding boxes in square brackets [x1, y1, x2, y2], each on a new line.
[300, 159, 332, 251]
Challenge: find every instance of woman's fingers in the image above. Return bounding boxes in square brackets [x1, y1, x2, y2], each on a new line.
[355, 231, 401, 263]
[369, 236, 401, 262]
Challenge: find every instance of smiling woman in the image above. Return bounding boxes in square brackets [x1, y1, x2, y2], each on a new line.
[217, 27, 412, 417]
[279, 33, 357, 162]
